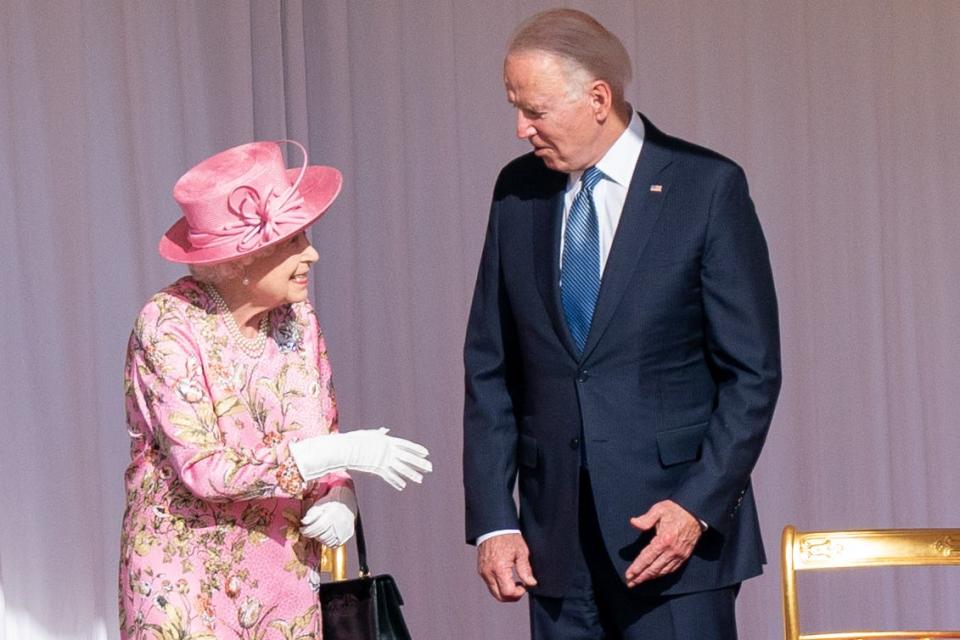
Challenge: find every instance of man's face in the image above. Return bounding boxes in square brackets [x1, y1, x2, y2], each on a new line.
[504, 51, 601, 173]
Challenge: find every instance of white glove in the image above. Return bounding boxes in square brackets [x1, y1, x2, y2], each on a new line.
[300, 485, 357, 548]
[288, 428, 432, 491]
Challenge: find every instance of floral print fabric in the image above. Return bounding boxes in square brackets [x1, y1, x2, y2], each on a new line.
[119, 277, 348, 639]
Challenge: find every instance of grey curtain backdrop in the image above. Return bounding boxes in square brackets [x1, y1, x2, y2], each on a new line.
[2, 1, 958, 638]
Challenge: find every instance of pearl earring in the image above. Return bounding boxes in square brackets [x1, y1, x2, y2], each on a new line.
[241, 276, 250, 286]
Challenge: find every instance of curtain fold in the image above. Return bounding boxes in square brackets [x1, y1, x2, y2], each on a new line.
[1, 2, 958, 638]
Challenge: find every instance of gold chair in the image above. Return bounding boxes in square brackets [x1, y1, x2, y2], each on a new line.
[319, 544, 348, 581]
[781, 525, 960, 640]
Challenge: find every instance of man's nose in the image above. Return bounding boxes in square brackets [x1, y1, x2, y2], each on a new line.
[515, 111, 535, 140]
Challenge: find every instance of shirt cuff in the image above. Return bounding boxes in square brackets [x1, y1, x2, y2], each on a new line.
[476, 529, 521, 545]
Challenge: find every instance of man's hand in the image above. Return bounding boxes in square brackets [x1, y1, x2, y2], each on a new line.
[625, 500, 702, 587]
[477, 533, 538, 602]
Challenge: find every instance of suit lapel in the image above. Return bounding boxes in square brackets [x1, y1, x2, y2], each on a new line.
[532, 172, 581, 360]
[580, 115, 676, 361]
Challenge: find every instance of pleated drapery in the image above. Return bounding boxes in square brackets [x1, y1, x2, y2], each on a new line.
[1, 2, 959, 638]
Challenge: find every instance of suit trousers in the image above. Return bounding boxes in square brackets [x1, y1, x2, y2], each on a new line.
[529, 471, 739, 640]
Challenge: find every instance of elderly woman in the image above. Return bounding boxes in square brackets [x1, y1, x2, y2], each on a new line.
[119, 140, 431, 639]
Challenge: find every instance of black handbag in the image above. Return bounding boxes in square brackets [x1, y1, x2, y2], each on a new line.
[318, 510, 412, 640]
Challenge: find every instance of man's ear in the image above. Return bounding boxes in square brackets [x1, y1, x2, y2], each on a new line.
[589, 79, 615, 123]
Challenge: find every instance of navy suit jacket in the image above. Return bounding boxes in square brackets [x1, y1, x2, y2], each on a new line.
[463, 115, 782, 598]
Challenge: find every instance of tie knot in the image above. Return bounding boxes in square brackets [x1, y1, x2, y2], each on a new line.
[580, 166, 604, 194]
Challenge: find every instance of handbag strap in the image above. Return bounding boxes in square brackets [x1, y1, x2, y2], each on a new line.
[354, 507, 370, 577]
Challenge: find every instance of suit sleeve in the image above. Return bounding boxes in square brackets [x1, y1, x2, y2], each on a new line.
[670, 165, 782, 534]
[463, 185, 523, 544]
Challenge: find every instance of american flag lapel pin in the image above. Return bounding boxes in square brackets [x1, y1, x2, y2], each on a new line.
[650, 184, 663, 192]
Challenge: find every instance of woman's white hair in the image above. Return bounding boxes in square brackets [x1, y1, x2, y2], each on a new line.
[188, 243, 278, 285]
[507, 8, 632, 101]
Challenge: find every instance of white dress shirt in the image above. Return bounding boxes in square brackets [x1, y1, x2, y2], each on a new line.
[561, 112, 645, 273]
[476, 113, 645, 546]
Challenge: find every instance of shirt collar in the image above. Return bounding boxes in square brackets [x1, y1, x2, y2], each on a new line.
[568, 110, 645, 190]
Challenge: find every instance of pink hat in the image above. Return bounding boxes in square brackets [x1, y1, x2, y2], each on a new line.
[159, 140, 342, 264]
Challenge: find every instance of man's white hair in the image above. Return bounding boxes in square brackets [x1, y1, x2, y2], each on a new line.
[507, 8, 633, 101]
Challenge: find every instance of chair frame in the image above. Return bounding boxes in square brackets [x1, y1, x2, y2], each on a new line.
[320, 543, 348, 581]
[782, 525, 960, 640]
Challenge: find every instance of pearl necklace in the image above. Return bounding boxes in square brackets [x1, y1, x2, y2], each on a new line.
[202, 283, 269, 359]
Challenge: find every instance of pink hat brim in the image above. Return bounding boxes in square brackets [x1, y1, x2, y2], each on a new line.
[158, 166, 342, 264]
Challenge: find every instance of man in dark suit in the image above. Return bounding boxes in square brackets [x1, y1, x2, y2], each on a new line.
[463, 8, 781, 639]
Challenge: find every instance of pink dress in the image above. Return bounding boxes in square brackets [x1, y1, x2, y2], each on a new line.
[119, 277, 349, 639]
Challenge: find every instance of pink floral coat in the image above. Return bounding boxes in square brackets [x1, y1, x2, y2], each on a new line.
[119, 277, 350, 640]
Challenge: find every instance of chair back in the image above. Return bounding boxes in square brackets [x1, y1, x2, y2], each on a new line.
[782, 525, 960, 640]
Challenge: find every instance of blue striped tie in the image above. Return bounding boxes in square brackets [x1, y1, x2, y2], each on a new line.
[561, 166, 604, 353]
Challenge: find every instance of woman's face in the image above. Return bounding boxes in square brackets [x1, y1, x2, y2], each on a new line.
[242, 231, 319, 309]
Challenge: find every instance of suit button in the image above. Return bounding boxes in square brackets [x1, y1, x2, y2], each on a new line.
[569, 437, 580, 449]
[577, 370, 589, 383]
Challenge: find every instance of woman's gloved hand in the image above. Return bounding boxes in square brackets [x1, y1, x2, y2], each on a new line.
[288, 428, 432, 490]
[300, 485, 357, 548]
